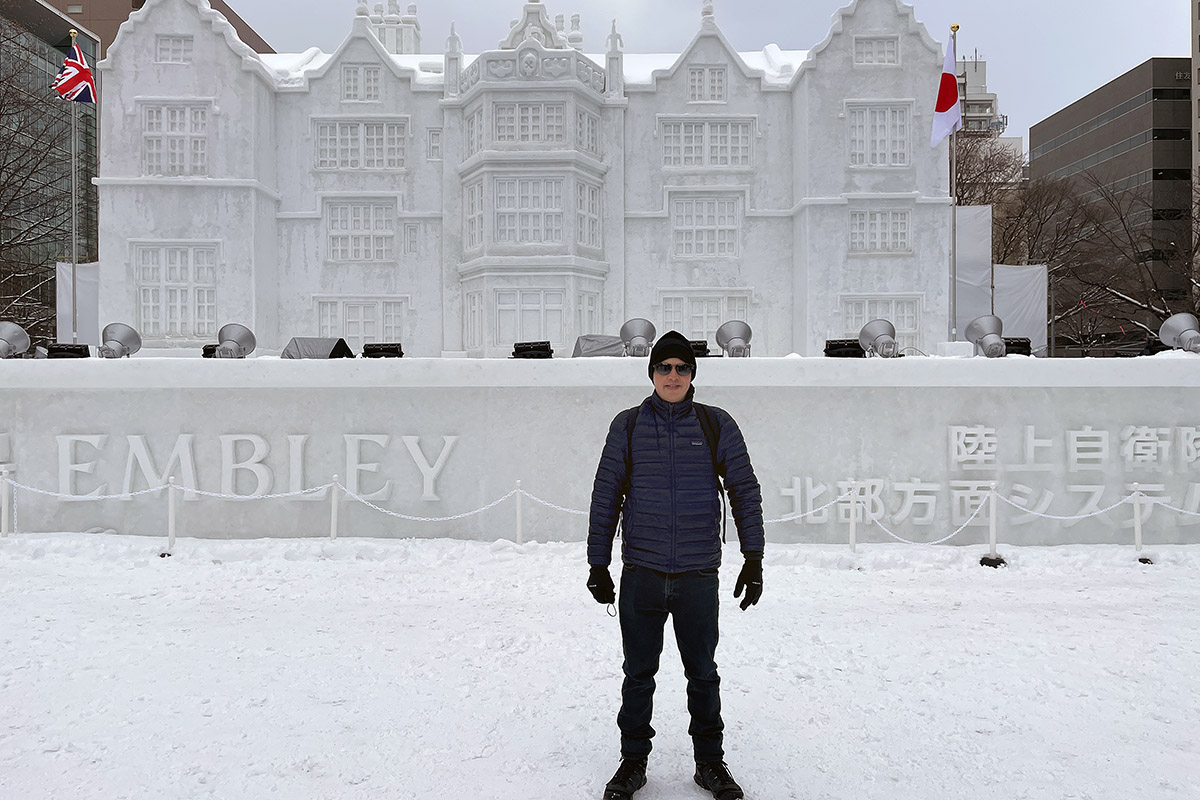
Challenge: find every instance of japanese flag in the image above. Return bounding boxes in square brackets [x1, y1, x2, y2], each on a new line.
[930, 30, 962, 147]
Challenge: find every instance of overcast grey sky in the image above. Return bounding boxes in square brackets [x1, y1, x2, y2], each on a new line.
[226, 0, 1190, 149]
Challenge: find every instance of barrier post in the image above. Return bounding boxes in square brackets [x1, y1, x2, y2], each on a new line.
[166, 477, 177, 554]
[980, 483, 1007, 568]
[515, 480, 523, 545]
[329, 475, 340, 540]
[1, 468, 11, 538]
[848, 481, 857, 553]
[1132, 482, 1143, 552]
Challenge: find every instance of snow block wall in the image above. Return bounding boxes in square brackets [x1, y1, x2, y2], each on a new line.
[2, 356, 1199, 546]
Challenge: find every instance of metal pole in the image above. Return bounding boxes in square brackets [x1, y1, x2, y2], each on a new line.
[1132, 482, 1143, 553]
[515, 480, 523, 545]
[948, 24, 959, 341]
[167, 477, 177, 553]
[988, 482, 998, 559]
[1, 469, 10, 538]
[848, 482, 857, 554]
[69, 31, 79, 344]
[1049, 278, 1056, 357]
[329, 475, 340, 540]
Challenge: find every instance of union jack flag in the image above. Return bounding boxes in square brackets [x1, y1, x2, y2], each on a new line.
[52, 42, 97, 104]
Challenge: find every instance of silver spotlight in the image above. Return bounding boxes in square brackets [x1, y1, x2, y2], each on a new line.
[965, 315, 1006, 358]
[858, 319, 899, 358]
[215, 323, 256, 358]
[619, 318, 656, 357]
[98, 323, 142, 359]
[1158, 313, 1200, 354]
[715, 320, 752, 357]
[0, 322, 30, 359]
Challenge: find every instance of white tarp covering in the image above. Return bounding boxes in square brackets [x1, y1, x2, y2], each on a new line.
[955, 207, 1048, 354]
[55, 261, 100, 345]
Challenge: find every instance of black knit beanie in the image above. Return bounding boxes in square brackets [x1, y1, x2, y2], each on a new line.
[647, 330, 697, 380]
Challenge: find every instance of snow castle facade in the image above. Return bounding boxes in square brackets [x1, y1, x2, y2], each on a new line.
[96, 0, 952, 357]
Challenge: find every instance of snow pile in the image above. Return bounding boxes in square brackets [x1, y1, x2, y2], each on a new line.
[2, 535, 1198, 799]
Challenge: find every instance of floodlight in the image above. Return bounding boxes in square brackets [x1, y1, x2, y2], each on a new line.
[1158, 313, 1200, 354]
[361, 342, 404, 358]
[0, 322, 30, 359]
[619, 319, 656, 357]
[215, 323, 256, 358]
[98, 323, 142, 358]
[965, 315, 1006, 358]
[715, 321, 752, 358]
[858, 319, 898, 358]
[512, 341, 553, 358]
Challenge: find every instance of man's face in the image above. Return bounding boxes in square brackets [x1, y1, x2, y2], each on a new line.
[652, 358, 693, 404]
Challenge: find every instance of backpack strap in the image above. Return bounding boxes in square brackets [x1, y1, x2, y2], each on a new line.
[693, 403, 728, 543]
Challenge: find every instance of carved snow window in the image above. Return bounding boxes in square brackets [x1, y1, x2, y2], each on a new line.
[493, 102, 566, 143]
[464, 181, 484, 249]
[465, 291, 484, 349]
[155, 36, 193, 64]
[403, 223, 420, 255]
[576, 181, 602, 248]
[688, 66, 727, 102]
[141, 105, 208, 176]
[494, 289, 565, 346]
[135, 244, 217, 338]
[854, 37, 900, 65]
[316, 297, 409, 350]
[494, 178, 564, 243]
[426, 128, 443, 160]
[315, 121, 406, 170]
[326, 202, 395, 262]
[580, 291, 601, 335]
[671, 196, 741, 258]
[659, 292, 751, 342]
[576, 109, 600, 154]
[342, 65, 381, 101]
[842, 295, 921, 352]
[465, 107, 484, 156]
[849, 210, 910, 252]
[848, 104, 910, 166]
[661, 120, 752, 167]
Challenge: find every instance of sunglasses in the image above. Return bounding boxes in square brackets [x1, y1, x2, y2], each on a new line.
[653, 362, 694, 376]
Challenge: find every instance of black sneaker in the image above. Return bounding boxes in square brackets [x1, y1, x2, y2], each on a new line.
[603, 757, 647, 799]
[694, 761, 744, 800]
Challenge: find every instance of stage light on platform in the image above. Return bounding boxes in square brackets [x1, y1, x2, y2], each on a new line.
[824, 338, 866, 358]
[47, 343, 90, 358]
[214, 323, 256, 359]
[361, 342, 404, 358]
[965, 315, 1006, 358]
[0, 322, 30, 359]
[512, 340, 553, 358]
[1158, 313, 1200, 354]
[619, 319, 656, 357]
[715, 321, 752, 357]
[98, 323, 142, 359]
[858, 319, 898, 358]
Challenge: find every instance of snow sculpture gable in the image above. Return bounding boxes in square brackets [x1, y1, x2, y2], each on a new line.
[497, 0, 569, 50]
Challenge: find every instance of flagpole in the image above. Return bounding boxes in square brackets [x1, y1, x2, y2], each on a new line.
[69, 29, 79, 344]
[948, 24, 959, 341]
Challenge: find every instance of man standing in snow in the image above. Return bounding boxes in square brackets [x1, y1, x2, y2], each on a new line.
[586, 330, 765, 800]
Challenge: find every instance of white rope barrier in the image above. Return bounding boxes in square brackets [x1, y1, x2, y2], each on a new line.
[2, 474, 1199, 555]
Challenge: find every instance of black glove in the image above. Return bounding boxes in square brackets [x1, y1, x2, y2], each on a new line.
[587, 566, 615, 604]
[733, 556, 763, 611]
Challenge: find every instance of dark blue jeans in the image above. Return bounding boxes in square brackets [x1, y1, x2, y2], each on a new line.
[617, 563, 724, 762]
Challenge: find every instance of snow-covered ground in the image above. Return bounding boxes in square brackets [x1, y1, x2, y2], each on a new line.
[2, 534, 1198, 800]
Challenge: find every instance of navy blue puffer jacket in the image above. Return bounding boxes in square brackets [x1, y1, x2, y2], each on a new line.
[587, 391, 764, 572]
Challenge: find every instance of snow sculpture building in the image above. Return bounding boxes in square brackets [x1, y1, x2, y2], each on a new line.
[96, 0, 953, 356]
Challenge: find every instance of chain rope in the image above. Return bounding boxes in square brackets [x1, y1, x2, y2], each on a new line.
[337, 483, 520, 522]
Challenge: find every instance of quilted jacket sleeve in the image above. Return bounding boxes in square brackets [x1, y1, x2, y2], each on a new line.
[587, 408, 634, 566]
[714, 408, 765, 555]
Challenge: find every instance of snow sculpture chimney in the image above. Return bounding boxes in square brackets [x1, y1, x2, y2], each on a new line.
[568, 13, 583, 50]
[379, 0, 401, 53]
[399, 4, 422, 54]
[444, 22, 462, 97]
[606, 19, 623, 97]
[701, 0, 717, 31]
[555, 14, 564, 36]
[371, 2, 384, 24]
